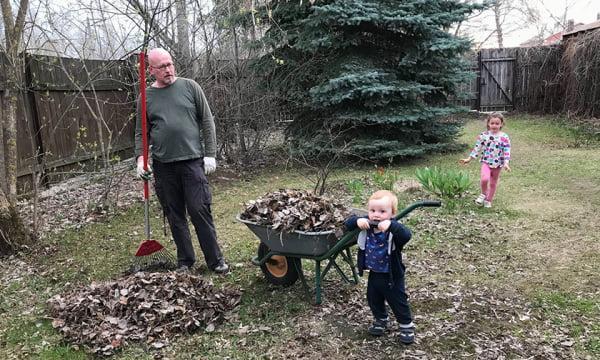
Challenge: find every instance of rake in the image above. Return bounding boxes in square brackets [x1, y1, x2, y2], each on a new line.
[133, 51, 176, 271]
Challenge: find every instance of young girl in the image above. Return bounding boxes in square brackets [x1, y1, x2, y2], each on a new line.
[460, 112, 511, 208]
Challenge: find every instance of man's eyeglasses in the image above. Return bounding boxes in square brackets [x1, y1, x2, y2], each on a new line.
[151, 62, 174, 71]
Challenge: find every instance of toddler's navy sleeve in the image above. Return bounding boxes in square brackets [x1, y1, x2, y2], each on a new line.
[389, 220, 412, 247]
[344, 216, 360, 231]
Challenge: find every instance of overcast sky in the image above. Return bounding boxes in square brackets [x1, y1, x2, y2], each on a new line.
[24, 0, 600, 54]
[469, 0, 600, 48]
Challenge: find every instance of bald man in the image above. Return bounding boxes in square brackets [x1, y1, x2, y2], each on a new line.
[134, 48, 228, 273]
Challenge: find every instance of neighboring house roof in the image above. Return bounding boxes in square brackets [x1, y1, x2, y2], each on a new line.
[542, 32, 563, 45]
[519, 31, 562, 47]
[519, 19, 600, 47]
[563, 20, 600, 37]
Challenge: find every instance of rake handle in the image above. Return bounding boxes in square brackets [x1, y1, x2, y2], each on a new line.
[139, 52, 151, 239]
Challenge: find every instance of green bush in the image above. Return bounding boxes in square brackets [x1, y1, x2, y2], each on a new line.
[372, 167, 399, 192]
[415, 166, 471, 198]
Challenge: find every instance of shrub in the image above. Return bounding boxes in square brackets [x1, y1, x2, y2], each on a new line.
[372, 167, 399, 192]
[415, 166, 471, 198]
[345, 179, 365, 204]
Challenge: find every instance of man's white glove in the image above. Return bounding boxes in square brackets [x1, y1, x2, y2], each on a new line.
[203, 157, 216, 175]
[136, 156, 153, 180]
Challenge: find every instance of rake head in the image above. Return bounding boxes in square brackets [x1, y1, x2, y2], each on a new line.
[135, 239, 166, 256]
[132, 240, 176, 272]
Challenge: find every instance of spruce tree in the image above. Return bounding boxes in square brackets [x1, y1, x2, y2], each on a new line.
[254, 0, 482, 161]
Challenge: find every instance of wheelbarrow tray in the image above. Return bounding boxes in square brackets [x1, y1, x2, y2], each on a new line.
[236, 215, 338, 256]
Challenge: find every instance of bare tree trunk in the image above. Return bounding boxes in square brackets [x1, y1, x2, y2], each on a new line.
[3, 86, 19, 204]
[0, 187, 29, 254]
[0, 94, 7, 194]
[493, 1, 504, 48]
[198, 9, 213, 76]
[228, 0, 247, 159]
[176, 0, 191, 74]
[1, 0, 33, 251]
[2, 0, 29, 203]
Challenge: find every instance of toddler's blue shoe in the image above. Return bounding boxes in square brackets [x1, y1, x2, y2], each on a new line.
[368, 318, 388, 336]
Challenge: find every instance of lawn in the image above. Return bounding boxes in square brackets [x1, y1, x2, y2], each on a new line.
[1, 114, 599, 359]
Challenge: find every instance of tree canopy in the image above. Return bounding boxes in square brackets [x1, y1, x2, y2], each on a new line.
[254, 0, 483, 162]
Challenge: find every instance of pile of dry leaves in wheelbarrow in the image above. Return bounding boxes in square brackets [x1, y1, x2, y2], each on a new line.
[240, 189, 352, 233]
[47, 272, 241, 355]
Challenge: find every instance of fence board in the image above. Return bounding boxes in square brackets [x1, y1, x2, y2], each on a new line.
[26, 55, 135, 91]
[0, 52, 136, 190]
[18, 89, 41, 174]
[33, 90, 134, 166]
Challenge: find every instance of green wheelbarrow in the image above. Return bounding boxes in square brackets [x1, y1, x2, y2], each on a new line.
[237, 200, 441, 304]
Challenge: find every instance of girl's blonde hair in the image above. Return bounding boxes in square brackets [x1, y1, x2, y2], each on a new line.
[486, 112, 505, 130]
[369, 190, 398, 215]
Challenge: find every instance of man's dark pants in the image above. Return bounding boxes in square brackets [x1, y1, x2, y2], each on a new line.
[153, 158, 223, 269]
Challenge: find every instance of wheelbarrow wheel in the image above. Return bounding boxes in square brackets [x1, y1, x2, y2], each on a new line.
[257, 242, 301, 286]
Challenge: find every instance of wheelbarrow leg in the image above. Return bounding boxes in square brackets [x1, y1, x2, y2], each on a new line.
[315, 260, 322, 305]
[294, 258, 312, 302]
[321, 247, 359, 285]
[342, 247, 359, 284]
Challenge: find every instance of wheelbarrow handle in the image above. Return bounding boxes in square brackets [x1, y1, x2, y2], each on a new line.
[393, 200, 441, 221]
[368, 220, 380, 229]
[417, 200, 442, 207]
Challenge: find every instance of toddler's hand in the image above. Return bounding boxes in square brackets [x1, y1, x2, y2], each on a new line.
[459, 157, 471, 165]
[504, 164, 511, 172]
[378, 220, 391, 232]
[357, 218, 370, 230]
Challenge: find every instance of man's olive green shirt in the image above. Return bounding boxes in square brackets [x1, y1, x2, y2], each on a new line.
[135, 77, 216, 163]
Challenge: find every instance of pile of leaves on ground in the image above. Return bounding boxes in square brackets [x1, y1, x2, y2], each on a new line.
[47, 271, 241, 355]
[240, 189, 352, 233]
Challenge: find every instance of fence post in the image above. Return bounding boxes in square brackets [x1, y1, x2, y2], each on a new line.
[23, 53, 47, 189]
[476, 50, 482, 111]
[512, 48, 518, 110]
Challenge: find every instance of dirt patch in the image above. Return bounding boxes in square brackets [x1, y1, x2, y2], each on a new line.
[510, 196, 575, 216]
[263, 280, 577, 359]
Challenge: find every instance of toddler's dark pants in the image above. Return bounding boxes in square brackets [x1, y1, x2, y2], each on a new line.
[367, 268, 412, 325]
[153, 158, 224, 269]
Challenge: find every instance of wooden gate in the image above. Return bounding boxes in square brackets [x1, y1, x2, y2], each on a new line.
[477, 48, 517, 112]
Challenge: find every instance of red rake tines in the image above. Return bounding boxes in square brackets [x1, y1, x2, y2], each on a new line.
[134, 240, 176, 271]
[132, 51, 176, 272]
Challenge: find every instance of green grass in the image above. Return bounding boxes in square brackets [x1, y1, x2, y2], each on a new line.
[1, 114, 599, 358]
[533, 290, 600, 354]
[535, 291, 599, 315]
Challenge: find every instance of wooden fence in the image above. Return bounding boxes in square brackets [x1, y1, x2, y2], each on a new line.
[0, 53, 137, 190]
[454, 48, 526, 112]
[456, 43, 598, 119]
